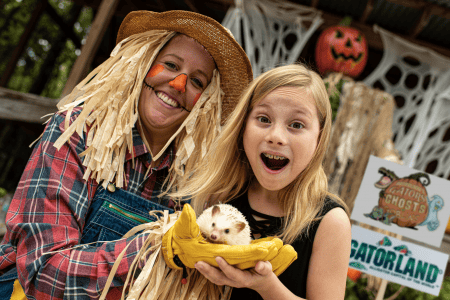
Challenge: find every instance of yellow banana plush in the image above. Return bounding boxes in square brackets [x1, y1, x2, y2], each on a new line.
[162, 204, 297, 276]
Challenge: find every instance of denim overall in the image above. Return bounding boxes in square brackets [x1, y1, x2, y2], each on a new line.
[80, 185, 174, 245]
[0, 185, 174, 298]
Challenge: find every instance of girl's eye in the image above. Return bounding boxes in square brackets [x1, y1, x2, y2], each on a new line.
[165, 62, 177, 70]
[191, 77, 204, 89]
[289, 122, 304, 129]
[257, 116, 270, 123]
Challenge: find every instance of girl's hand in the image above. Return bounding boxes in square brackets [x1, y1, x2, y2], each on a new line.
[194, 257, 275, 291]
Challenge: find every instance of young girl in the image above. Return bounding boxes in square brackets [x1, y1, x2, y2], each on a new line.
[172, 64, 352, 299]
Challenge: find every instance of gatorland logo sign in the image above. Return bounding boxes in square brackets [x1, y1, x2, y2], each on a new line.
[350, 225, 448, 296]
[351, 156, 450, 247]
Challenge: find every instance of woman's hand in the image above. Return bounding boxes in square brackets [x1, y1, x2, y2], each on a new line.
[195, 257, 275, 290]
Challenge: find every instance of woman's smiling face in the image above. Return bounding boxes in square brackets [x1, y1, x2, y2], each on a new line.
[138, 34, 216, 142]
[243, 86, 321, 192]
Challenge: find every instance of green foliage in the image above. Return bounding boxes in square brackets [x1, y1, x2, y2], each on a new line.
[0, 187, 6, 198]
[345, 276, 450, 300]
[0, 0, 93, 99]
[325, 78, 345, 121]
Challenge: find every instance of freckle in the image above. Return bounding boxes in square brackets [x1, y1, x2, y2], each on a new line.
[146, 64, 164, 77]
[193, 93, 201, 105]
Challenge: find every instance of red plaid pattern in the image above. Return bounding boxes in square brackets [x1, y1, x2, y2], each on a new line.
[0, 107, 173, 299]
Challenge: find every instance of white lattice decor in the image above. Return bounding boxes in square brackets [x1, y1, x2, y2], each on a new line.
[222, 0, 323, 78]
[364, 25, 450, 180]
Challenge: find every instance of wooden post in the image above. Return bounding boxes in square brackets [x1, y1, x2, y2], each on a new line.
[375, 279, 388, 300]
[61, 0, 120, 97]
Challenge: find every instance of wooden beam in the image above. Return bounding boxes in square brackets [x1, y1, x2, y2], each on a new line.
[315, 11, 450, 58]
[61, 0, 121, 97]
[410, 5, 433, 38]
[310, 0, 320, 8]
[0, 0, 47, 87]
[385, 0, 450, 19]
[0, 87, 58, 123]
[359, 0, 374, 23]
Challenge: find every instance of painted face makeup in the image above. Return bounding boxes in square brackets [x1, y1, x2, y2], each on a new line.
[147, 64, 165, 78]
[137, 34, 215, 144]
[193, 93, 201, 105]
[169, 74, 188, 93]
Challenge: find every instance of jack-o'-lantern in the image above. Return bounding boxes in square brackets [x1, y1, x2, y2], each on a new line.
[315, 18, 368, 78]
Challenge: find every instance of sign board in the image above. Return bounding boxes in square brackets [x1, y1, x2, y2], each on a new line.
[350, 225, 448, 296]
[351, 155, 450, 247]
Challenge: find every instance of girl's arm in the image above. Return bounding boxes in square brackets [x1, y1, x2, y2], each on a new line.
[194, 207, 351, 300]
[2, 109, 147, 299]
[196, 258, 303, 300]
[306, 207, 351, 300]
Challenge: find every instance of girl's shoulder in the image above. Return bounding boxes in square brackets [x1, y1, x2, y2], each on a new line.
[318, 197, 346, 217]
[314, 197, 351, 243]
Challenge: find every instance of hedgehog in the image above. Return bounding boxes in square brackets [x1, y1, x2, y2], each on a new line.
[196, 204, 252, 245]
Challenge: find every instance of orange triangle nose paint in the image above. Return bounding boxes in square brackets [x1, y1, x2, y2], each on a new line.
[169, 74, 187, 92]
[146, 64, 164, 77]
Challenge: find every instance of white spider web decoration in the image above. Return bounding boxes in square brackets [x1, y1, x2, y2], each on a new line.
[222, 0, 323, 78]
[363, 25, 450, 179]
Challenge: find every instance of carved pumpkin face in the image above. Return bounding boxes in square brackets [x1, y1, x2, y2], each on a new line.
[315, 25, 368, 78]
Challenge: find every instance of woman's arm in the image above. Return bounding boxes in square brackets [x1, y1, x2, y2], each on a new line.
[306, 207, 352, 300]
[3, 109, 147, 299]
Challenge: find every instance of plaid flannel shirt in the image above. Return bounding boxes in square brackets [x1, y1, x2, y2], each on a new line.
[0, 107, 173, 299]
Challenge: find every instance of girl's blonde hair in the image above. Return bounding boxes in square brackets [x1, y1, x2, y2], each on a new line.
[173, 64, 348, 244]
[53, 30, 223, 190]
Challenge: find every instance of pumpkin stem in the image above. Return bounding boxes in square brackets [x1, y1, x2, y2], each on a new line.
[339, 16, 353, 27]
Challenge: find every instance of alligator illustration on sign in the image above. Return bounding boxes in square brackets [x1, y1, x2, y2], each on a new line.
[377, 236, 392, 247]
[364, 167, 443, 231]
[393, 245, 412, 256]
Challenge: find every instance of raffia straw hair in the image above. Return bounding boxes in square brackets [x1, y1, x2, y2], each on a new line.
[99, 211, 233, 300]
[53, 30, 223, 190]
[172, 64, 349, 244]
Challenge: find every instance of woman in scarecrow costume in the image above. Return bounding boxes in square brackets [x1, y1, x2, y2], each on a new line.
[0, 10, 253, 299]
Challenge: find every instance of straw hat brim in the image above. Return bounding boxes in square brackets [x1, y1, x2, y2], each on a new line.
[116, 10, 253, 122]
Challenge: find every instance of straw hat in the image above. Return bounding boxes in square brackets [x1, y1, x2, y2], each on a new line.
[54, 10, 253, 189]
[116, 10, 253, 121]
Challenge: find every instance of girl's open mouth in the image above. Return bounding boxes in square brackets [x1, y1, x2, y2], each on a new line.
[261, 153, 289, 170]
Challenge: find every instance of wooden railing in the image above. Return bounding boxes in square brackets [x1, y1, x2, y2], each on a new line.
[0, 87, 58, 123]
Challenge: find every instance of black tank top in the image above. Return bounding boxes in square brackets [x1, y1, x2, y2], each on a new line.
[227, 192, 344, 299]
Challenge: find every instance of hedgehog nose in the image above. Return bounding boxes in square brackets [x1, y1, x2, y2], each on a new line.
[210, 234, 218, 240]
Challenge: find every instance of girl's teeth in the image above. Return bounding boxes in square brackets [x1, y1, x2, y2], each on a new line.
[264, 153, 286, 160]
[156, 92, 178, 107]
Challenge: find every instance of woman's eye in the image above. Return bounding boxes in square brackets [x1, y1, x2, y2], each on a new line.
[290, 122, 304, 129]
[165, 62, 177, 70]
[257, 116, 270, 123]
[191, 77, 204, 89]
